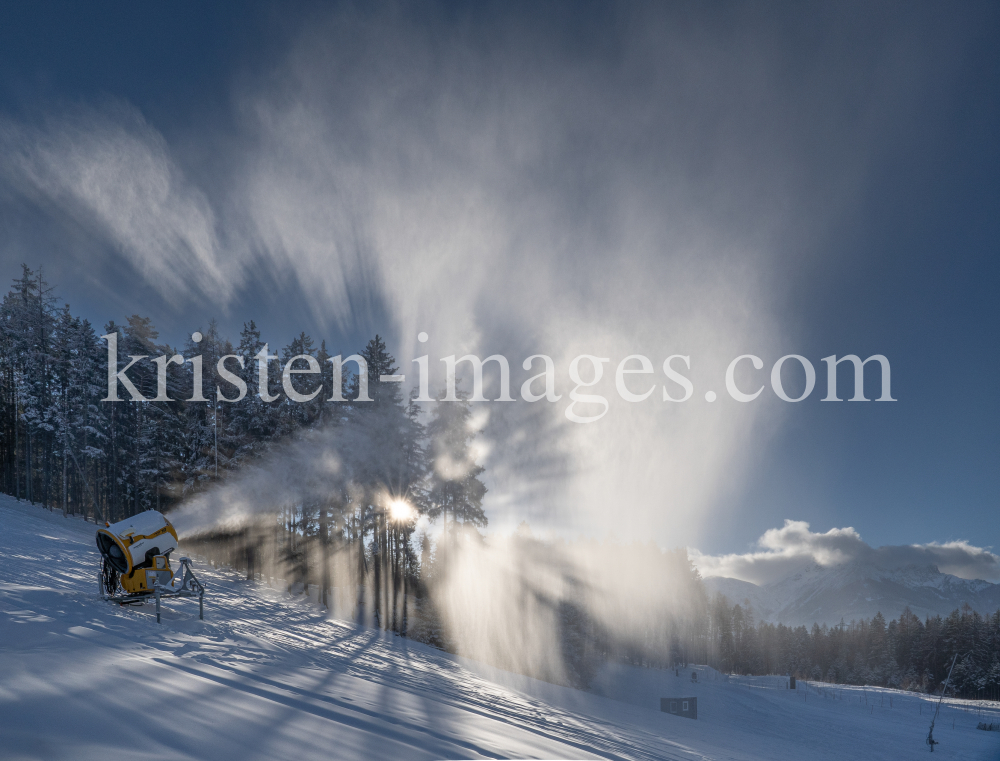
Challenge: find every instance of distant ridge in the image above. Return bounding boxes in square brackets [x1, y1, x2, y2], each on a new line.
[703, 560, 1000, 626]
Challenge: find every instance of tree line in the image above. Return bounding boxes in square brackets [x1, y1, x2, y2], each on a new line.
[704, 596, 1000, 700]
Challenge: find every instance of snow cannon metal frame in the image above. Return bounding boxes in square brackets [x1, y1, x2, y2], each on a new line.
[96, 510, 204, 623]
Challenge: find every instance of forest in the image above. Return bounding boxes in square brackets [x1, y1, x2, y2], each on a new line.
[1, 264, 998, 701]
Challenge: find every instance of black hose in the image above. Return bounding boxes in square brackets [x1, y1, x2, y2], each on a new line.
[101, 557, 121, 597]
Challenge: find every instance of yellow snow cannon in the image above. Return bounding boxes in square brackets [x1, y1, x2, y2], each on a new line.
[96, 510, 205, 622]
[97, 510, 178, 595]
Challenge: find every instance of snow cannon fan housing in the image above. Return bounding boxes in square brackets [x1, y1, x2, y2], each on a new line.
[97, 511, 178, 595]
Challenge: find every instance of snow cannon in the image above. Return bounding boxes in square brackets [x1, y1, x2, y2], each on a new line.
[97, 510, 178, 595]
[97, 510, 205, 622]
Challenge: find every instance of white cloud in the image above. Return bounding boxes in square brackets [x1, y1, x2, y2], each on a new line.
[691, 519, 1000, 584]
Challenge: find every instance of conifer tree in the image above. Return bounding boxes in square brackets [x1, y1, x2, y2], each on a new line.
[425, 395, 488, 540]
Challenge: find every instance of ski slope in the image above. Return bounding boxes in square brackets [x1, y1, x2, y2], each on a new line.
[1, 495, 998, 761]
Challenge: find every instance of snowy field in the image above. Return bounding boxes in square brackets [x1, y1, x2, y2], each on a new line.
[1, 495, 998, 761]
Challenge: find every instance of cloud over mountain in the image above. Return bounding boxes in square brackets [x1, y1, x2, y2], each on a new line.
[691, 519, 1000, 584]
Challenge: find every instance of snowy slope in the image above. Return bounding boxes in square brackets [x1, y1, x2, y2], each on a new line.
[704, 561, 1000, 626]
[2, 495, 998, 761]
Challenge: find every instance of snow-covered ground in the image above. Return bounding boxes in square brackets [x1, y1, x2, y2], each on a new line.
[1, 495, 998, 760]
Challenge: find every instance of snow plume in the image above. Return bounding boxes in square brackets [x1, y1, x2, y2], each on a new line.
[691, 519, 1000, 584]
[168, 406, 706, 685]
[0, 105, 235, 304]
[221, 5, 804, 545]
[434, 532, 703, 686]
[175, 440, 706, 688]
[170, 409, 413, 540]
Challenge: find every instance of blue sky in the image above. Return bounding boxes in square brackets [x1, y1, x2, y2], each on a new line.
[0, 2, 996, 565]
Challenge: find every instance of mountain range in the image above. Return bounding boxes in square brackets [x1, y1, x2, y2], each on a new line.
[703, 561, 1000, 627]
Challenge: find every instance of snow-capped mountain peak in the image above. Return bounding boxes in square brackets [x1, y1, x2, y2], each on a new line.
[704, 559, 1000, 626]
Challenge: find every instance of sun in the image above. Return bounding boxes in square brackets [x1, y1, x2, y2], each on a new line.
[389, 499, 413, 522]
